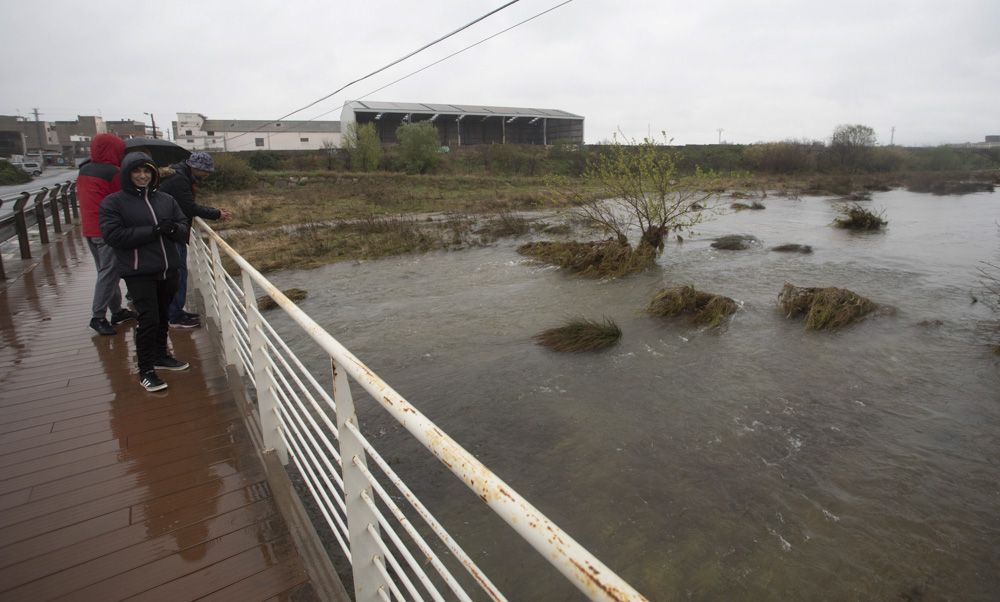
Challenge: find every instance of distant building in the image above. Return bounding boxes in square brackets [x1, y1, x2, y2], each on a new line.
[106, 120, 148, 139]
[171, 113, 342, 152]
[0, 115, 113, 162]
[986, 135, 1000, 144]
[340, 100, 585, 146]
[0, 130, 26, 158]
[0, 115, 61, 155]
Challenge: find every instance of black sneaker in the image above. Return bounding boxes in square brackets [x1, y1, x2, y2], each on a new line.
[110, 309, 138, 325]
[169, 315, 201, 329]
[154, 356, 190, 371]
[89, 318, 115, 336]
[139, 370, 168, 392]
[181, 311, 200, 320]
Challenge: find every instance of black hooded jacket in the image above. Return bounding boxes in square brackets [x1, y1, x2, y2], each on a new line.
[159, 161, 221, 220]
[99, 152, 189, 279]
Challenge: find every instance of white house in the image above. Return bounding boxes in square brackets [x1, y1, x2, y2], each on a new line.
[172, 113, 341, 152]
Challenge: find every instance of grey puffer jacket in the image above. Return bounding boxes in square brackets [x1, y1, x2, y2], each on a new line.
[99, 152, 189, 279]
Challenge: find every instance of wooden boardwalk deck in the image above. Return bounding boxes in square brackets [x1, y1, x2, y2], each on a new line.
[0, 230, 320, 601]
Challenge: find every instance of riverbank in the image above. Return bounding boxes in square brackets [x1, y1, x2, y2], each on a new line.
[203, 168, 998, 272]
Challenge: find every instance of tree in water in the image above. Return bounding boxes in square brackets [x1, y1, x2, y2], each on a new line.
[562, 132, 717, 254]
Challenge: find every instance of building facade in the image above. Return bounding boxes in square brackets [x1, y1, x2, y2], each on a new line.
[172, 113, 341, 152]
[340, 100, 584, 146]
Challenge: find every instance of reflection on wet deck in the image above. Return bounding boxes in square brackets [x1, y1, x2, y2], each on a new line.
[0, 231, 316, 601]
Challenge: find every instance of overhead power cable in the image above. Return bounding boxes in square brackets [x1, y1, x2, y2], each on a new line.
[227, 0, 522, 142]
[307, 0, 574, 122]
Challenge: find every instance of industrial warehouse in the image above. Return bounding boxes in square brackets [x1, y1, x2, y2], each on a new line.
[340, 100, 585, 146]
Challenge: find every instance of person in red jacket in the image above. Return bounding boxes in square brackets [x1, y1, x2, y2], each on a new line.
[78, 133, 137, 335]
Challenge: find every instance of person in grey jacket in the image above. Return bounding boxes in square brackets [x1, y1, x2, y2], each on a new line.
[99, 152, 191, 392]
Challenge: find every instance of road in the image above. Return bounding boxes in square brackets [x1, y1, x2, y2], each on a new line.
[0, 168, 77, 218]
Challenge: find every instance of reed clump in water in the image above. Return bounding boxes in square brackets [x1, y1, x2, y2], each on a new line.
[834, 204, 887, 230]
[731, 201, 766, 211]
[778, 282, 876, 330]
[771, 243, 813, 253]
[533, 317, 622, 352]
[257, 287, 308, 310]
[517, 240, 656, 278]
[712, 234, 760, 250]
[647, 285, 738, 328]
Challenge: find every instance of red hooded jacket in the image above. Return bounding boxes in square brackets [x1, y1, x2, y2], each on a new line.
[78, 134, 126, 237]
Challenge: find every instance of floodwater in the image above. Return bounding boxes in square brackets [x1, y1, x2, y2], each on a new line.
[268, 189, 1000, 601]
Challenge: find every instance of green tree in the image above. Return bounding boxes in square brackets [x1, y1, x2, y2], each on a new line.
[396, 121, 441, 174]
[830, 124, 877, 171]
[558, 132, 717, 253]
[343, 122, 382, 172]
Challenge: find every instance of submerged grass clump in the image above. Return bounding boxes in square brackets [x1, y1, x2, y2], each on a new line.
[533, 317, 622, 352]
[647, 285, 738, 328]
[517, 240, 656, 278]
[257, 288, 308, 311]
[778, 282, 876, 330]
[834, 204, 887, 230]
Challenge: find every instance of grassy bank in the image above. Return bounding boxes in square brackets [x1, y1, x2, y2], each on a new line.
[201, 158, 997, 272]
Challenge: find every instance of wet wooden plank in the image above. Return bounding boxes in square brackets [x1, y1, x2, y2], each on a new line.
[0, 499, 279, 598]
[195, 556, 310, 602]
[0, 230, 317, 601]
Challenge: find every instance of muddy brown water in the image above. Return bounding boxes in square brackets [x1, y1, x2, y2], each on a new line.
[266, 189, 1000, 601]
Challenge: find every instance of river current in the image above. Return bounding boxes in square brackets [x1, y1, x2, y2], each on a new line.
[268, 189, 1000, 601]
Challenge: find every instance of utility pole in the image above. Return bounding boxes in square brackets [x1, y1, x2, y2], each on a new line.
[717, 128, 724, 144]
[144, 112, 158, 139]
[890, 126, 895, 146]
[32, 107, 44, 155]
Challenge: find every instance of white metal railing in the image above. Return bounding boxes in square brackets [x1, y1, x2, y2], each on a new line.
[188, 217, 649, 602]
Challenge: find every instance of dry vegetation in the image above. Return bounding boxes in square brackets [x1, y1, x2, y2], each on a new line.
[778, 282, 876, 330]
[834, 204, 887, 230]
[533, 317, 622, 352]
[647, 286, 738, 328]
[517, 240, 657, 278]
[257, 288, 308, 311]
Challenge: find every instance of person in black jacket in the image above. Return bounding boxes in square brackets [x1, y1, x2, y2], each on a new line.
[100, 152, 191, 392]
[158, 152, 231, 328]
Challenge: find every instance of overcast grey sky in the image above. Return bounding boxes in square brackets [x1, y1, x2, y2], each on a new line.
[2, 0, 997, 146]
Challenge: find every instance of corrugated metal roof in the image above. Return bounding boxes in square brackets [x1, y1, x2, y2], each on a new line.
[202, 120, 341, 133]
[346, 100, 582, 120]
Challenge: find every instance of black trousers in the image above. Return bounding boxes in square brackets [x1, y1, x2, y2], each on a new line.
[124, 271, 179, 372]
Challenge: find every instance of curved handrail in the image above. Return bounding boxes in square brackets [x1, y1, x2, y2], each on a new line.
[192, 217, 649, 602]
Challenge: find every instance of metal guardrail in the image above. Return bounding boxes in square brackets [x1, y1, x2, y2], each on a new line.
[187, 217, 649, 602]
[0, 180, 79, 280]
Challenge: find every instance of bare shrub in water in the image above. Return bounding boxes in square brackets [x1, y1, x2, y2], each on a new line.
[647, 285, 737, 328]
[778, 282, 876, 330]
[257, 288, 308, 311]
[533, 317, 622, 352]
[549, 132, 718, 253]
[834, 204, 887, 230]
[517, 240, 656, 278]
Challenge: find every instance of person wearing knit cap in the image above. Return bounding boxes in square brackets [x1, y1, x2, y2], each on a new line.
[158, 151, 232, 328]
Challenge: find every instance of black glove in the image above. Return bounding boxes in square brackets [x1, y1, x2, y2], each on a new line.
[153, 220, 178, 236]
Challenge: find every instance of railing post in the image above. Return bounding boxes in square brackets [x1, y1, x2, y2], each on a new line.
[333, 358, 387, 602]
[48, 186, 62, 234]
[69, 182, 79, 219]
[33, 189, 50, 244]
[211, 238, 241, 369]
[59, 183, 72, 224]
[13, 193, 31, 259]
[243, 270, 288, 464]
